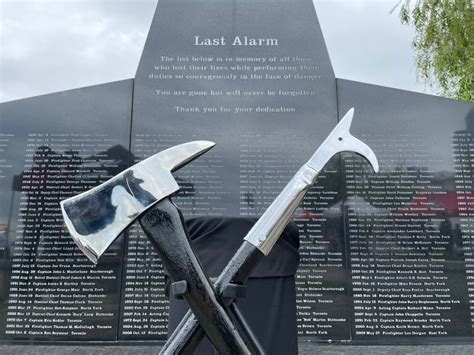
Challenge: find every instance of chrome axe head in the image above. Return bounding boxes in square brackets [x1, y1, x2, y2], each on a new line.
[308, 108, 379, 173]
[60, 141, 215, 264]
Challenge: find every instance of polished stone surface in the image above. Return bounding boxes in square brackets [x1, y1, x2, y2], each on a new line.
[1, 0, 473, 347]
[0, 80, 133, 341]
[337, 79, 474, 342]
[128, 0, 345, 342]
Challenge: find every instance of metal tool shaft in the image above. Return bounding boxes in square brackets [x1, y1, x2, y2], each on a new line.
[163, 241, 263, 354]
[243, 165, 317, 255]
[161, 109, 379, 354]
[139, 199, 252, 355]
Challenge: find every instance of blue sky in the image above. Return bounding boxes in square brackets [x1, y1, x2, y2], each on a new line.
[0, 0, 432, 103]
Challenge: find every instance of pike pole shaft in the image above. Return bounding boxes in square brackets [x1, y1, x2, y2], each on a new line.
[161, 170, 317, 354]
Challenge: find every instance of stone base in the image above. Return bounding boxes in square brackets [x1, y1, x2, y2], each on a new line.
[1, 343, 473, 355]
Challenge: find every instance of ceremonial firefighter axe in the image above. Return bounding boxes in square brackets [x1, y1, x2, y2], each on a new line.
[161, 108, 380, 354]
[60, 141, 256, 354]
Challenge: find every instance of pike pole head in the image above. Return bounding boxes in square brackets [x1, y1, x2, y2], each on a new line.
[308, 108, 379, 173]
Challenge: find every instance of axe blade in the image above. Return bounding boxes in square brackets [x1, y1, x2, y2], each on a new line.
[60, 141, 215, 264]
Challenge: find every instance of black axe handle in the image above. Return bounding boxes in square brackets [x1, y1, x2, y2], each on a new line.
[162, 241, 265, 354]
[139, 198, 253, 355]
[228, 302, 266, 355]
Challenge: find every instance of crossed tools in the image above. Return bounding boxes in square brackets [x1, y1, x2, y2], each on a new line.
[61, 108, 378, 354]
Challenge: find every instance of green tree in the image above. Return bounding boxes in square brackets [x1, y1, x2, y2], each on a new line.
[394, 0, 473, 101]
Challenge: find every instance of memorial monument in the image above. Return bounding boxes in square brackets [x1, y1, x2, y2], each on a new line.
[0, 0, 472, 348]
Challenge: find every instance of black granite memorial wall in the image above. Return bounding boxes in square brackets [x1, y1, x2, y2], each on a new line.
[128, 0, 344, 341]
[337, 80, 473, 342]
[0, 0, 472, 345]
[0, 80, 133, 341]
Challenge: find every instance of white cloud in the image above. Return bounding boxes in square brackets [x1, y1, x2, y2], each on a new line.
[0, 0, 431, 102]
[0, 1, 157, 102]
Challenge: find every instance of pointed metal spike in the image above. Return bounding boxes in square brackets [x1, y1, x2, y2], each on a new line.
[307, 108, 379, 173]
[337, 107, 354, 132]
[155, 141, 216, 172]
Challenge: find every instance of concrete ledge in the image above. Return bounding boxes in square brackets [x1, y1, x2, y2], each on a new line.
[1, 344, 473, 354]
